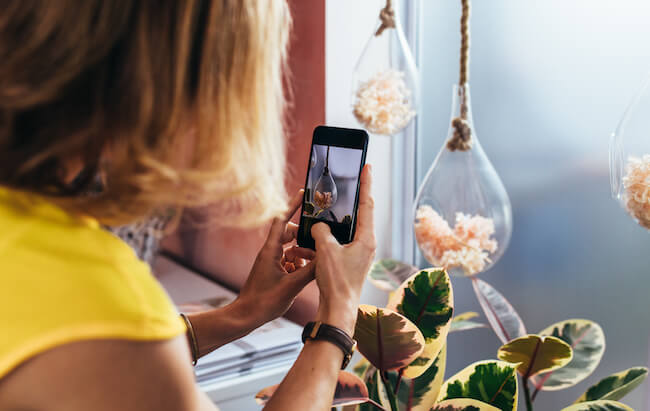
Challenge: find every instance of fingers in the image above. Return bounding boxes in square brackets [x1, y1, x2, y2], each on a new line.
[265, 189, 305, 250]
[355, 164, 375, 245]
[283, 261, 296, 273]
[281, 222, 299, 244]
[288, 260, 316, 290]
[311, 222, 340, 251]
[284, 245, 315, 261]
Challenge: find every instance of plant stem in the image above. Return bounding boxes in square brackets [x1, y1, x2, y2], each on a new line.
[380, 371, 399, 411]
[531, 385, 540, 402]
[393, 368, 404, 394]
[522, 377, 533, 411]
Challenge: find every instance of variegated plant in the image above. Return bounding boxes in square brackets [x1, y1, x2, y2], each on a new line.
[255, 259, 647, 410]
[375, 259, 648, 410]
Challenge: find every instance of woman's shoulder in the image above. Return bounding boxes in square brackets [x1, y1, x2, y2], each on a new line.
[0, 187, 185, 379]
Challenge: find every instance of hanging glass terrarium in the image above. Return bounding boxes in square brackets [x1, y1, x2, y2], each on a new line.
[413, 0, 512, 277]
[610, 71, 650, 230]
[314, 146, 338, 210]
[351, 0, 419, 136]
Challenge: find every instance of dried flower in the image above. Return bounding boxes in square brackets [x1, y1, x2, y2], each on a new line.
[414, 205, 498, 276]
[314, 191, 333, 210]
[623, 155, 650, 229]
[353, 69, 416, 136]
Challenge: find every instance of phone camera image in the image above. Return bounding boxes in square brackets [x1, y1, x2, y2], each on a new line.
[302, 144, 364, 244]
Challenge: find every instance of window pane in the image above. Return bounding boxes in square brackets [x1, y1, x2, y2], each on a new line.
[418, 1, 650, 409]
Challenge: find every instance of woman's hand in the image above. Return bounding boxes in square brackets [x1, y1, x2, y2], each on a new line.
[235, 190, 316, 329]
[311, 164, 376, 336]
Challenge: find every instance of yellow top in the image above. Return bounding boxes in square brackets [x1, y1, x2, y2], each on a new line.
[0, 187, 185, 379]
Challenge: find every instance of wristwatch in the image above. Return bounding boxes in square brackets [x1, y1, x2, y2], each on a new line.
[302, 321, 357, 369]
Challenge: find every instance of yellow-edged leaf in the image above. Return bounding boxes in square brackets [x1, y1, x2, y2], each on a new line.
[497, 334, 573, 377]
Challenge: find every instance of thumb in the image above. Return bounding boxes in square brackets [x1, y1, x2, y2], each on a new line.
[311, 222, 339, 251]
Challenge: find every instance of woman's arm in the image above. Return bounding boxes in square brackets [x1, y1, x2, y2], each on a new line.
[264, 165, 376, 410]
[185, 189, 316, 359]
[186, 298, 263, 357]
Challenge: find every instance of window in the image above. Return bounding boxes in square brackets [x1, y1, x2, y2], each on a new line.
[416, 1, 650, 409]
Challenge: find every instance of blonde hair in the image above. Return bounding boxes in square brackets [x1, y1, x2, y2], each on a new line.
[0, 0, 291, 227]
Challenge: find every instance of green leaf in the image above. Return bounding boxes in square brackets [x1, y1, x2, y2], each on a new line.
[354, 304, 425, 371]
[431, 398, 500, 411]
[255, 370, 369, 407]
[561, 400, 634, 411]
[451, 311, 486, 333]
[359, 368, 390, 411]
[472, 278, 526, 345]
[536, 319, 606, 391]
[575, 367, 648, 403]
[497, 335, 573, 377]
[438, 360, 519, 411]
[368, 259, 419, 292]
[387, 268, 454, 378]
[387, 345, 447, 411]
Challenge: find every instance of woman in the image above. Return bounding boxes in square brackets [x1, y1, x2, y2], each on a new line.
[0, 1, 376, 410]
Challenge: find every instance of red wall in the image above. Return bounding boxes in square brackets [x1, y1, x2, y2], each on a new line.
[162, 0, 325, 325]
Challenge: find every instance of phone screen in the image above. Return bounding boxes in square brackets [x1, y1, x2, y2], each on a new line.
[297, 126, 368, 249]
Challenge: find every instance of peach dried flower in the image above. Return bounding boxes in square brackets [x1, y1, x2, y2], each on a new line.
[314, 191, 333, 209]
[353, 69, 416, 136]
[623, 155, 650, 229]
[414, 205, 498, 276]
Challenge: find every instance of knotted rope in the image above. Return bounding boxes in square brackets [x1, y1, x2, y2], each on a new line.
[375, 0, 395, 36]
[447, 0, 473, 152]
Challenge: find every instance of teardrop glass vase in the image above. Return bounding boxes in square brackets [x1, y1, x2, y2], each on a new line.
[351, 6, 419, 136]
[314, 168, 338, 210]
[314, 147, 338, 210]
[414, 85, 512, 277]
[610, 71, 650, 230]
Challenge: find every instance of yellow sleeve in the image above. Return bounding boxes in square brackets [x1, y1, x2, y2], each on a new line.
[0, 200, 185, 379]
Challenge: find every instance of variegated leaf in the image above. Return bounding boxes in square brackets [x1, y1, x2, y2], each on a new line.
[497, 335, 573, 377]
[359, 368, 391, 411]
[536, 319, 605, 391]
[562, 400, 634, 411]
[472, 278, 526, 344]
[432, 398, 500, 411]
[387, 346, 447, 411]
[368, 259, 419, 292]
[354, 304, 425, 371]
[575, 367, 648, 403]
[450, 311, 486, 333]
[437, 360, 519, 411]
[387, 268, 454, 378]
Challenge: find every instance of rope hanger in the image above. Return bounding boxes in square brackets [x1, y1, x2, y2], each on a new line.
[375, 0, 396, 36]
[447, 0, 473, 152]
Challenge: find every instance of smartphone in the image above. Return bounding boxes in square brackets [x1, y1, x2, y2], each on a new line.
[297, 126, 369, 250]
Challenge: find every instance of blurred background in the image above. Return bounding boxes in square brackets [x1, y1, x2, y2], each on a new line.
[417, 1, 650, 409]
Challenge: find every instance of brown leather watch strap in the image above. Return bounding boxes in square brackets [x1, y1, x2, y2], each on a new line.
[302, 321, 357, 369]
